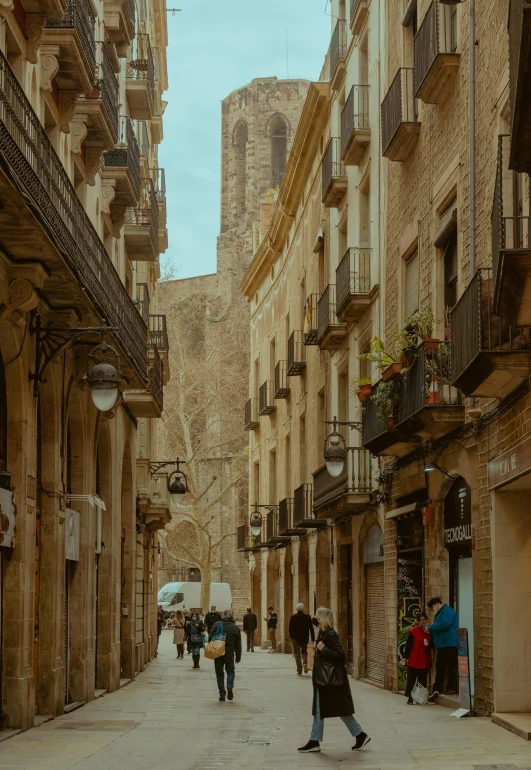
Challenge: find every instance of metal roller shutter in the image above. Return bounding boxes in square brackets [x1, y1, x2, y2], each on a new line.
[365, 562, 385, 683]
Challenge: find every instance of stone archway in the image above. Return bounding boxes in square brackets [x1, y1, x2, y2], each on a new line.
[316, 530, 331, 609]
[298, 538, 310, 610]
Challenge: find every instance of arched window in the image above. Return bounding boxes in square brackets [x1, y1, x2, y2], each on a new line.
[270, 115, 288, 188]
[233, 120, 248, 213]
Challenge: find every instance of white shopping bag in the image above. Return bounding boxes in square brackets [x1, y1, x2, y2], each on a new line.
[411, 679, 429, 705]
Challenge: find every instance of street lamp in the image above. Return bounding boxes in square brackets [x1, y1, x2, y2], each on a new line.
[424, 461, 458, 479]
[149, 459, 188, 503]
[85, 335, 122, 412]
[250, 507, 263, 537]
[323, 416, 361, 478]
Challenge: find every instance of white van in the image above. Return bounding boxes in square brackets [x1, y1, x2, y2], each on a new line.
[157, 582, 232, 613]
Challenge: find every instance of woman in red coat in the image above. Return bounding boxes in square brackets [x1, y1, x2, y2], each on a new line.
[400, 612, 432, 704]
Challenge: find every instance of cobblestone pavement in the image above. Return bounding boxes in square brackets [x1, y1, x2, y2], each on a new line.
[1, 632, 531, 770]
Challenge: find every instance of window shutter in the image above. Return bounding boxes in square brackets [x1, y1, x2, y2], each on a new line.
[405, 250, 419, 317]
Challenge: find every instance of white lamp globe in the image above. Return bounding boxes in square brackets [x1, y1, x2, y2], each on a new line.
[87, 361, 121, 412]
[326, 459, 345, 478]
[91, 386, 118, 412]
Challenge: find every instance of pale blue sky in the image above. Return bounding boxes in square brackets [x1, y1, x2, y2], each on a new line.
[159, 0, 332, 280]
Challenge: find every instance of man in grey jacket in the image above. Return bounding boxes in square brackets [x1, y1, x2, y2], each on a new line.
[210, 609, 242, 702]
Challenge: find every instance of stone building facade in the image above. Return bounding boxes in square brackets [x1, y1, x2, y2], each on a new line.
[240, 0, 531, 738]
[158, 78, 309, 617]
[0, 0, 170, 731]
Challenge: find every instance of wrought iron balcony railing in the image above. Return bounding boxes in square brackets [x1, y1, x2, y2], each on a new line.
[350, 0, 369, 33]
[244, 398, 259, 430]
[46, 0, 96, 79]
[138, 120, 150, 157]
[97, 43, 119, 140]
[125, 178, 159, 258]
[259, 381, 276, 415]
[294, 483, 323, 527]
[279, 498, 303, 535]
[381, 68, 420, 161]
[148, 345, 163, 413]
[396, 341, 460, 426]
[330, 19, 347, 82]
[127, 33, 155, 114]
[0, 50, 147, 381]
[322, 137, 347, 205]
[303, 293, 319, 345]
[287, 331, 306, 375]
[148, 314, 168, 350]
[103, 115, 141, 196]
[414, 1, 459, 103]
[341, 85, 370, 157]
[317, 284, 347, 349]
[336, 247, 371, 318]
[136, 282, 150, 324]
[274, 361, 290, 398]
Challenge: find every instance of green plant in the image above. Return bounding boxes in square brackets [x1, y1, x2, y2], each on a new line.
[358, 336, 400, 373]
[404, 306, 437, 340]
[350, 376, 372, 395]
[425, 343, 451, 388]
[391, 326, 417, 354]
[370, 379, 402, 423]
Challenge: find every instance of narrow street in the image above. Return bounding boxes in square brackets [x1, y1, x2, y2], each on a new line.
[0, 632, 530, 770]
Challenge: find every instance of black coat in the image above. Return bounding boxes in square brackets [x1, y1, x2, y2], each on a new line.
[289, 611, 315, 646]
[243, 612, 258, 632]
[312, 627, 354, 718]
[210, 619, 242, 662]
[204, 611, 221, 631]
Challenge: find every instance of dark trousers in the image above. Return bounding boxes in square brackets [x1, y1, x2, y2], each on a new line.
[405, 666, 429, 698]
[292, 640, 308, 673]
[176, 644, 184, 658]
[433, 646, 458, 693]
[246, 631, 255, 651]
[214, 653, 235, 696]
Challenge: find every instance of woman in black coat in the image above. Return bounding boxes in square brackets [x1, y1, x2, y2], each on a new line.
[298, 607, 370, 753]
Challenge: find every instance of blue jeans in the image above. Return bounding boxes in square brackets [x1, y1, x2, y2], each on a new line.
[310, 691, 363, 742]
[215, 653, 235, 697]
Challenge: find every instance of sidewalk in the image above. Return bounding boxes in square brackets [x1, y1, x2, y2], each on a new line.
[0, 632, 530, 770]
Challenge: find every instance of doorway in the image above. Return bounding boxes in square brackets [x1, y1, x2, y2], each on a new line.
[363, 524, 385, 683]
[298, 538, 309, 610]
[338, 543, 353, 665]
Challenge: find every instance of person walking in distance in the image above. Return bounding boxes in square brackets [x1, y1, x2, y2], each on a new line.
[172, 610, 186, 659]
[426, 597, 459, 703]
[210, 609, 242, 702]
[187, 611, 205, 669]
[289, 603, 315, 675]
[298, 608, 370, 754]
[156, 605, 164, 651]
[265, 606, 278, 653]
[243, 607, 258, 652]
[400, 612, 432, 704]
[204, 605, 221, 635]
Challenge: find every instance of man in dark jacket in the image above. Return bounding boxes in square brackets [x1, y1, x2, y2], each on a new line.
[210, 609, 242, 702]
[289, 603, 315, 675]
[204, 606, 222, 634]
[265, 606, 278, 652]
[242, 607, 258, 652]
[426, 597, 459, 702]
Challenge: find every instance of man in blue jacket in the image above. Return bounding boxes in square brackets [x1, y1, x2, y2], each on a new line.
[426, 597, 459, 703]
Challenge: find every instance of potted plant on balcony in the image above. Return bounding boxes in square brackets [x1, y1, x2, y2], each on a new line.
[358, 336, 402, 381]
[392, 327, 418, 366]
[352, 377, 373, 402]
[425, 343, 452, 404]
[405, 306, 439, 355]
[370, 379, 402, 425]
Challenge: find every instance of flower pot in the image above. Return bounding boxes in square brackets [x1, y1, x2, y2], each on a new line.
[423, 338, 440, 356]
[356, 383, 372, 403]
[382, 362, 403, 381]
[386, 416, 394, 430]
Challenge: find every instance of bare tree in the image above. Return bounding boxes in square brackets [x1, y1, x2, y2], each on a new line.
[159, 291, 249, 613]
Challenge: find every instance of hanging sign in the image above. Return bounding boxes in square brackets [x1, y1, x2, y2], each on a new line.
[444, 478, 471, 548]
[65, 508, 80, 561]
[0, 488, 15, 548]
[488, 435, 531, 489]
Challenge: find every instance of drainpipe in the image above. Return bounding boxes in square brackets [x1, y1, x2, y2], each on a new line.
[469, 0, 476, 277]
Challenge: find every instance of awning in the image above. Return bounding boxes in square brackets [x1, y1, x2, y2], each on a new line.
[385, 502, 424, 520]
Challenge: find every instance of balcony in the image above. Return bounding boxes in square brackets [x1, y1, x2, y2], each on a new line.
[136, 282, 150, 325]
[303, 294, 319, 345]
[336, 247, 372, 323]
[509, 0, 531, 173]
[123, 346, 163, 418]
[414, 1, 460, 104]
[395, 342, 463, 439]
[274, 361, 290, 399]
[43, 0, 97, 105]
[317, 285, 348, 350]
[124, 179, 159, 261]
[259, 381, 276, 415]
[361, 382, 413, 457]
[138, 121, 150, 176]
[313, 448, 373, 518]
[148, 314, 168, 350]
[381, 68, 420, 162]
[322, 138, 347, 207]
[103, 0, 135, 54]
[102, 115, 141, 209]
[293, 484, 325, 529]
[265, 509, 290, 546]
[350, 0, 369, 35]
[126, 34, 155, 120]
[287, 331, 306, 376]
[152, 167, 168, 252]
[341, 85, 370, 165]
[237, 525, 261, 552]
[75, 43, 119, 154]
[492, 134, 531, 326]
[450, 268, 531, 399]
[0, 50, 146, 385]
[145, 471, 171, 532]
[244, 398, 259, 430]
[330, 19, 347, 91]
[278, 498, 305, 536]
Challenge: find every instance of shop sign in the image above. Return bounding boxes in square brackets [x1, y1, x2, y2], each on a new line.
[488, 435, 531, 489]
[444, 478, 471, 548]
[0, 488, 15, 548]
[65, 508, 80, 561]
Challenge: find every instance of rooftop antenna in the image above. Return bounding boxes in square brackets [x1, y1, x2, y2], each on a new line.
[167, 8, 182, 15]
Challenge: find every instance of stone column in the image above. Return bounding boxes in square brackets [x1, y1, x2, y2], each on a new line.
[308, 531, 318, 615]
